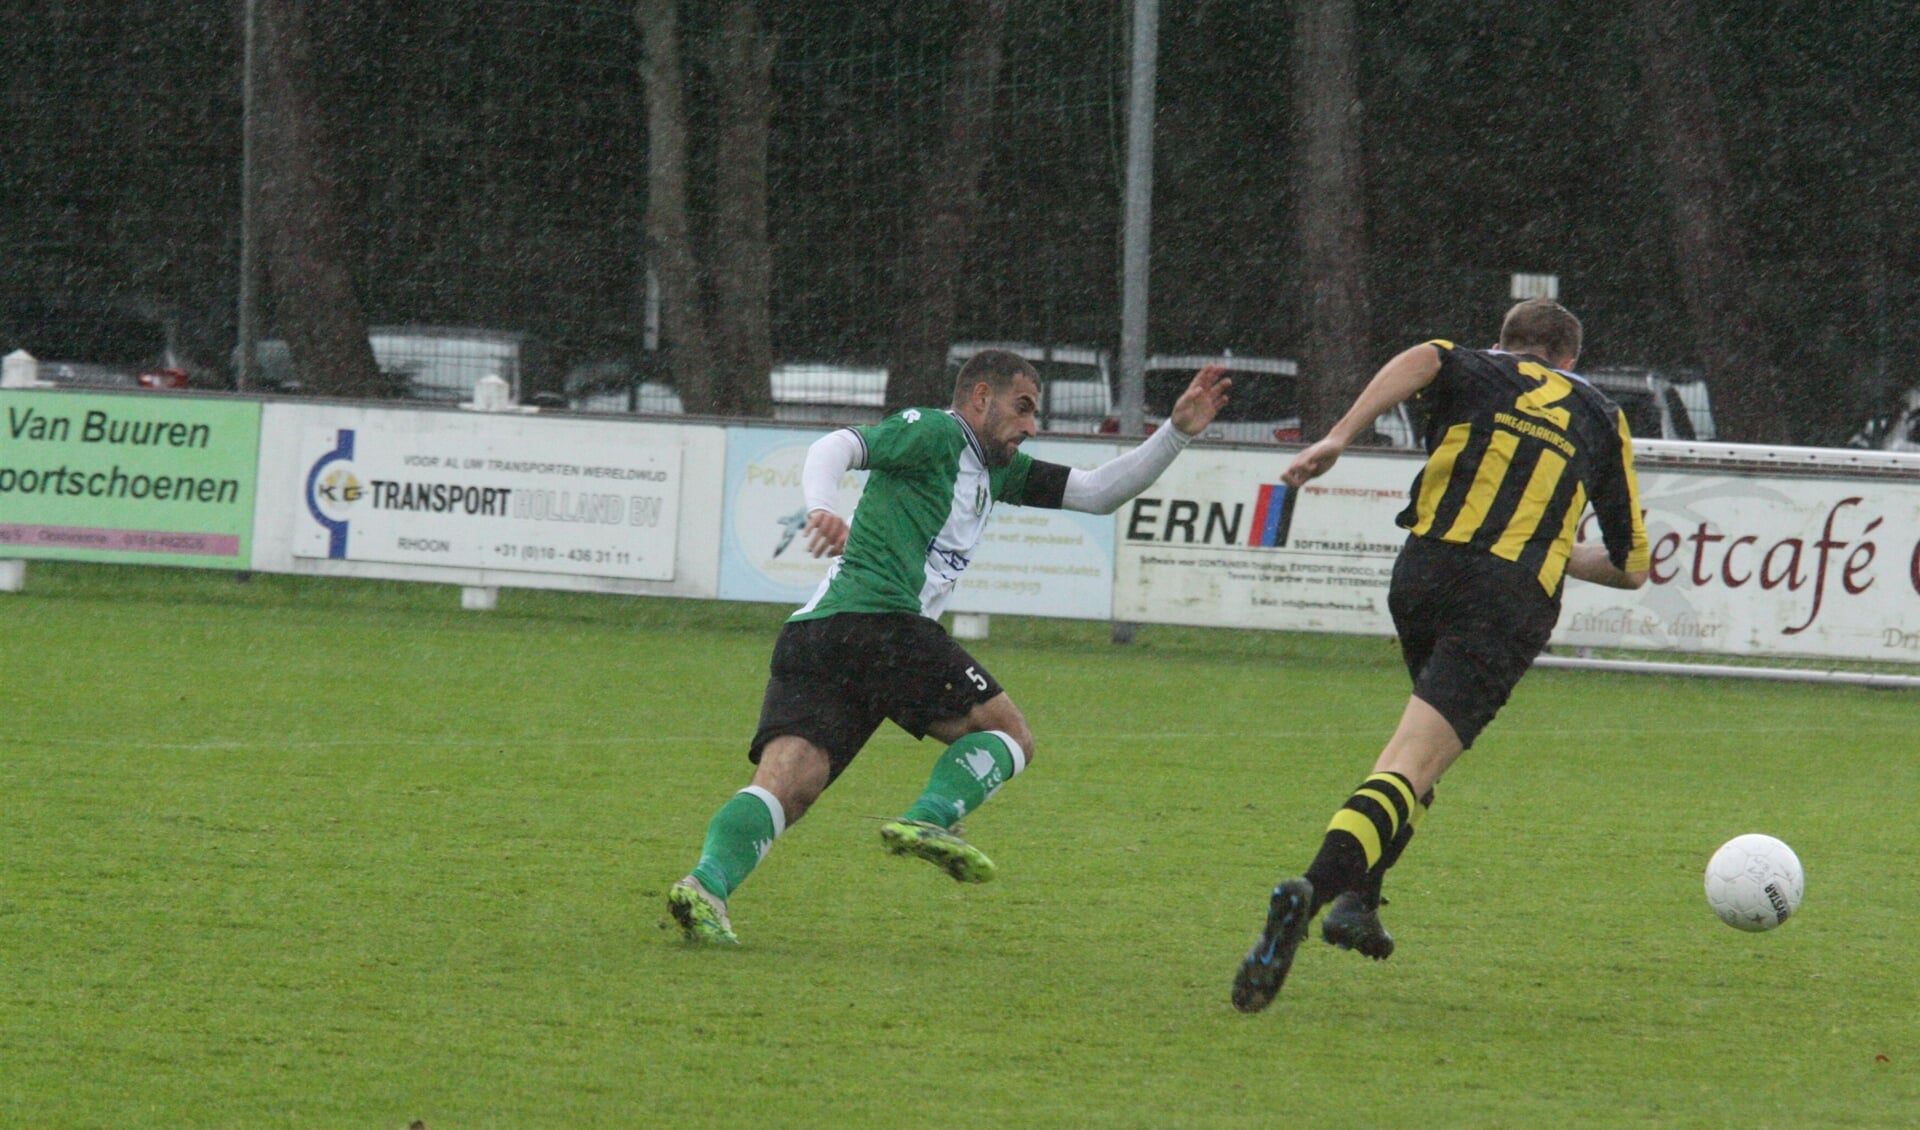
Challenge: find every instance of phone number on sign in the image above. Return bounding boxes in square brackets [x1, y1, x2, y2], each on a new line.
[492, 544, 634, 566]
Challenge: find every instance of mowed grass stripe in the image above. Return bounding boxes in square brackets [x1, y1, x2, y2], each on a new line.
[2, 563, 1914, 1127]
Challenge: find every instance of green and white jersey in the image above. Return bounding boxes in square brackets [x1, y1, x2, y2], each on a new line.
[792, 408, 1044, 622]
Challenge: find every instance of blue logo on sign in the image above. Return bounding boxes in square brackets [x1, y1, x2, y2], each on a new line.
[304, 429, 358, 558]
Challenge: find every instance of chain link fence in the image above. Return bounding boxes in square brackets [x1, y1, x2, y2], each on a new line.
[3, 1, 1914, 443]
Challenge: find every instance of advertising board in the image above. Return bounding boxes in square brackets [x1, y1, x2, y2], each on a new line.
[949, 437, 1119, 619]
[0, 389, 259, 568]
[1115, 442, 1920, 665]
[1113, 446, 1411, 634]
[718, 425, 1119, 619]
[252, 402, 724, 597]
[295, 419, 680, 581]
[717, 426, 867, 605]
[1558, 468, 1920, 664]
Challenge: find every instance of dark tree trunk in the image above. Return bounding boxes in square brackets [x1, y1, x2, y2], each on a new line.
[256, 0, 381, 396]
[884, 0, 1009, 415]
[1291, 0, 1373, 442]
[637, 0, 717, 413]
[1630, 0, 1790, 444]
[707, 0, 776, 418]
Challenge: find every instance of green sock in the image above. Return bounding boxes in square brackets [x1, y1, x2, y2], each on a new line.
[900, 730, 1026, 828]
[688, 786, 785, 900]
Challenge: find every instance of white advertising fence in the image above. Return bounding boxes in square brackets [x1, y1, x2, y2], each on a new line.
[6, 387, 1918, 672]
[717, 425, 856, 604]
[1112, 442, 1920, 667]
[1114, 447, 1410, 634]
[252, 401, 726, 597]
[949, 438, 1119, 620]
[1558, 464, 1920, 665]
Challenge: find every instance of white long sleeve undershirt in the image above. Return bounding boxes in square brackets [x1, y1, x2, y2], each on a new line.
[800, 419, 1193, 517]
[1059, 421, 1192, 514]
[802, 428, 865, 515]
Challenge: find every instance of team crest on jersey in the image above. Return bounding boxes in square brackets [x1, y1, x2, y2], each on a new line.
[902, 408, 921, 423]
[976, 482, 989, 511]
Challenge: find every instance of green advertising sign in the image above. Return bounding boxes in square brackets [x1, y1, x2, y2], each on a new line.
[0, 390, 261, 568]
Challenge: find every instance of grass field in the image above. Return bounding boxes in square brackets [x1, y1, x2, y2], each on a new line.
[2, 562, 1915, 1128]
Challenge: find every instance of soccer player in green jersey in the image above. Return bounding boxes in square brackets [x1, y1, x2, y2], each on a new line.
[1230, 299, 1650, 1012]
[669, 348, 1231, 943]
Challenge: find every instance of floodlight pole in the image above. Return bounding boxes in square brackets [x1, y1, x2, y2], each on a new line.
[1112, 0, 1157, 646]
[1117, 0, 1157, 438]
[237, 0, 260, 391]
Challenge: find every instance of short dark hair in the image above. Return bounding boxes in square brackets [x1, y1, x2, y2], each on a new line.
[1499, 298, 1582, 364]
[952, 348, 1039, 405]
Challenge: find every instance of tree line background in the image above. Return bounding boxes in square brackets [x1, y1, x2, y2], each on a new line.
[2, 0, 1914, 443]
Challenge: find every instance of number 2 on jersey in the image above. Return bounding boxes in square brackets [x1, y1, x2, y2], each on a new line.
[1513, 360, 1573, 430]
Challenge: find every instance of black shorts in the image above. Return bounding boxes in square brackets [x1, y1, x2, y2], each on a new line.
[1388, 535, 1559, 749]
[749, 612, 1005, 781]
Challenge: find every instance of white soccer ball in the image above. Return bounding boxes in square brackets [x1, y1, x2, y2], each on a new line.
[1704, 833, 1804, 932]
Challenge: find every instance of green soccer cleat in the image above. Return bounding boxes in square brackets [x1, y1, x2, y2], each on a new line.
[1321, 890, 1394, 960]
[667, 875, 739, 945]
[1231, 878, 1314, 1014]
[879, 819, 996, 883]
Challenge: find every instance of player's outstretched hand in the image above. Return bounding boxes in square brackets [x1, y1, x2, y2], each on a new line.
[1170, 364, 1232, 437]
[804, 509, 850, 557]
[1282, 436, 1345, 487]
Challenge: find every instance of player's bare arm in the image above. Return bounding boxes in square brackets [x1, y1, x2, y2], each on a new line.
[1283, 345, 1443, 487]
[1565, 543, 1648, 590]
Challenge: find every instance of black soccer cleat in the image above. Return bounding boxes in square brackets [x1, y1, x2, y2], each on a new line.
[1321, 890, 1394, 960]
[1231, 878, 1314, 1014]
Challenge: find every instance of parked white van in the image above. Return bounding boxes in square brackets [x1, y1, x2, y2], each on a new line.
[561, 359, 888, 423]
[1143, 353, 1419, 449]
[1583, 367, 1715, 441]
[770, 362, 890, 425]
[249, 325, 552, 404]
[563, 359, 684, 415]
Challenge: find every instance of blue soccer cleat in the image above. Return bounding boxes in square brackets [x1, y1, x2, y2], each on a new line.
[1231, 878, 1314, 1013]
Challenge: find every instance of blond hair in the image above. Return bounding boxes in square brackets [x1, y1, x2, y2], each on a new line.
[1499, 298, 1582, 364]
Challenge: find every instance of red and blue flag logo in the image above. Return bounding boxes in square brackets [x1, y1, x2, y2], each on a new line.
[1247, 483, 1295, 547]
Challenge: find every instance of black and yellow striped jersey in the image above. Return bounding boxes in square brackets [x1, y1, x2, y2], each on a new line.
[1397, 341, 1650, 597]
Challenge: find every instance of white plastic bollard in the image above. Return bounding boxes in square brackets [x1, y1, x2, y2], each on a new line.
[0, 360, 25, 580]
[458, 376, 515, 610]
[951, 612, 990, 640]
[462, 371, 540, 608]
[471, 374, 511, 412]
[3, 349, 40, 388]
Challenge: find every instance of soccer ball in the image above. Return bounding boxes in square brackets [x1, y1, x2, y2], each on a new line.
[1703, 834, 1804, 932]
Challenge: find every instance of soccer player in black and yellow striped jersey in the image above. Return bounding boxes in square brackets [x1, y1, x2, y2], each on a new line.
[1232, 298, 1651, 1013]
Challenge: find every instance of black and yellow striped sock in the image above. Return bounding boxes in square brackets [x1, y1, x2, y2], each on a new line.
[1304, 772, 1428, 913]
[1372, 785, 1434, 880]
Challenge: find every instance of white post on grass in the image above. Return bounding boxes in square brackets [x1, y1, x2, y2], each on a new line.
[457, 374, 514, 611]
[1, 351, 39, 590]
